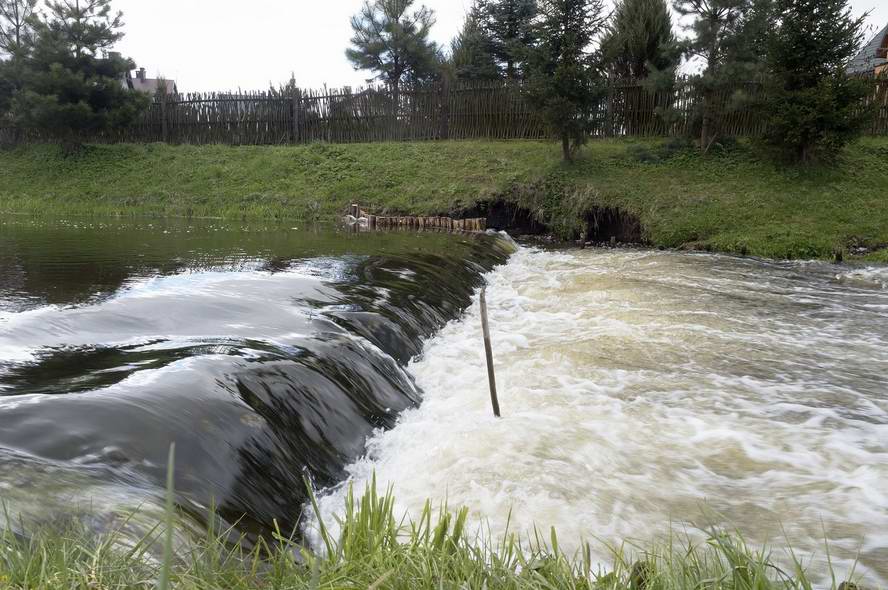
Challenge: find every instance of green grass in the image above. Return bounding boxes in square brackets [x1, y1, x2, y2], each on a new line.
[540, 137, 888, 260]
[1, 138, 887, 260]
[0, 141, 552, 221]
[0, 476, 866, 590]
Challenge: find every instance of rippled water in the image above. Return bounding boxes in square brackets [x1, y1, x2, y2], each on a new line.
[0, 218, 512, 538]
[2, 219, 887, 584]
[314, 248, 888, 584]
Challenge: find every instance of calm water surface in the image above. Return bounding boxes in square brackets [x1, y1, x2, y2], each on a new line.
[1, 218, 887, 584]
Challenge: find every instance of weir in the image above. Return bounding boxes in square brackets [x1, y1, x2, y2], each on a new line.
[2, 217, 888, 585]
[344, 204, 488, 232]
[0, 219, 515, 540]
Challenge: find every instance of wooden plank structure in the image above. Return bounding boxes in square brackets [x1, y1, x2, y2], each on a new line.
[347, 204, 487, 233]
[2, 76, 887, 145]
[372, 215, 487, 232]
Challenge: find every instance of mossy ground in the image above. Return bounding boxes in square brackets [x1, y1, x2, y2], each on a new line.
[1, 137, 886, 260]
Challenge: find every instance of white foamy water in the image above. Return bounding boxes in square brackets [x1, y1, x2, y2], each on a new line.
[837, 267, 888, 291]
[313, 248, 888, 584]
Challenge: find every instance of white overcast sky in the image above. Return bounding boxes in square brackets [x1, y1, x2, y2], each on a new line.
[112, 0, 888, 93]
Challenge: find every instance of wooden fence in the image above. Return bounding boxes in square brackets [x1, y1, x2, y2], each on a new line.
[2, 77, 887, 145]
[116, 81, 551, 145]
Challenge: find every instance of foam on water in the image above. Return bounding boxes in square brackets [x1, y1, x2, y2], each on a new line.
[313, 248, 888, 584]
[836, 267, 888, 290]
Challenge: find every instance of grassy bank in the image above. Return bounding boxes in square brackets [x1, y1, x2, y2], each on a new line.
[0, 481, 863, 590]
[1, 138, 887, 260]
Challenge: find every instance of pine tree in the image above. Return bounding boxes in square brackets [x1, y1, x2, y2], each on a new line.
[0, 0, 37, 123]
[673, 0, 754, 151]
[478, 0, 538, 79]
[345, 0, 440, 94]
[14, 0, 148, 150]
[762, 0, 868, 163]
[526, 0, 607, 162]
[449, 5, 500, 82]
[728, 0, 772, 66]
[600, 0, 679, 80]
[0, 61, 13, 120]
[0, 0, 37, 57]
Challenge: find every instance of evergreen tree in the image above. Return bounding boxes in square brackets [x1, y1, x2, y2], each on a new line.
[0, 0, 38, 123]
[526, 0, 607, 162]
[762, 0, 868, 163]
[0, 60, 13, 120]
[673, 0, 753, 150]
[346, 0, 440, 94]
[729, 0, 772, 65]
[14, 0, 147, 150]
[601, 0, 679, 80]
[0, 0, 37, 57]
[477, 0, 537, 79]
[449, 5, 500, 82]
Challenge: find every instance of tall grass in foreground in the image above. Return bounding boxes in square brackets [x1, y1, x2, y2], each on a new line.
[0, 474, 867, 589]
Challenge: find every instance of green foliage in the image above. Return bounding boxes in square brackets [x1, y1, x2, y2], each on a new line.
[0, 0, 37, 123]
[599, 0, 681, 136]
[0, 59, 13, 117]
[449, 4, 501, 82]
[727, 0, 773, 72]
[673, 0, 763, 150]
[526, 0, 608, 162]
[11, 0, 147, 149]
[600, 0, 680, 80]
[0, 0, 37, 57]
[0, 476, 867, 589]
[345, 0, 441, 92]
[2, 138, 888, 261]
[673, 0, 750, 71]
[761, 0, 869, 164]
[762, 78, 871, 165]
[477, 0, 538, 79]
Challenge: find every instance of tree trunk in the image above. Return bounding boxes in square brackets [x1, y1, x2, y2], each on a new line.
[701, 18, 719, 153]
[562, 134, 572, 162]
[391, 79, 400, 141]
[700, 88, 713, 152]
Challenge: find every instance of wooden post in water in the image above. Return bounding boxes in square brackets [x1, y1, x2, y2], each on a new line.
[479, 287, 501, 418]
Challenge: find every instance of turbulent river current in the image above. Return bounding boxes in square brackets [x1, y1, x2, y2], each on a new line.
[1, 219, 887, 584]
[315, 247, 888, 584]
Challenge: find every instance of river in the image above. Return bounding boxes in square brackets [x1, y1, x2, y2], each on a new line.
[1, 218, 887, 583]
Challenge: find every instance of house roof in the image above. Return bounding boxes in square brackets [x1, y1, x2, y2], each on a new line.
[130, 77, 177, 95]
[123, 68, 178, 95]
[848, 24, 888, 74]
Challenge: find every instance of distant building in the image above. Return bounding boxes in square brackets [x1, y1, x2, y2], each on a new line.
[125, 68, 178, 95]
[848, 24, 888, 76]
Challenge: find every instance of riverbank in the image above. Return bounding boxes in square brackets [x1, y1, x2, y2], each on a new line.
[1, 138, 886, 260]
[0, 482, 859, 590]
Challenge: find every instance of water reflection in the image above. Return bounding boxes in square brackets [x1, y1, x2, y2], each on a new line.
[0, 218, 513, 539]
